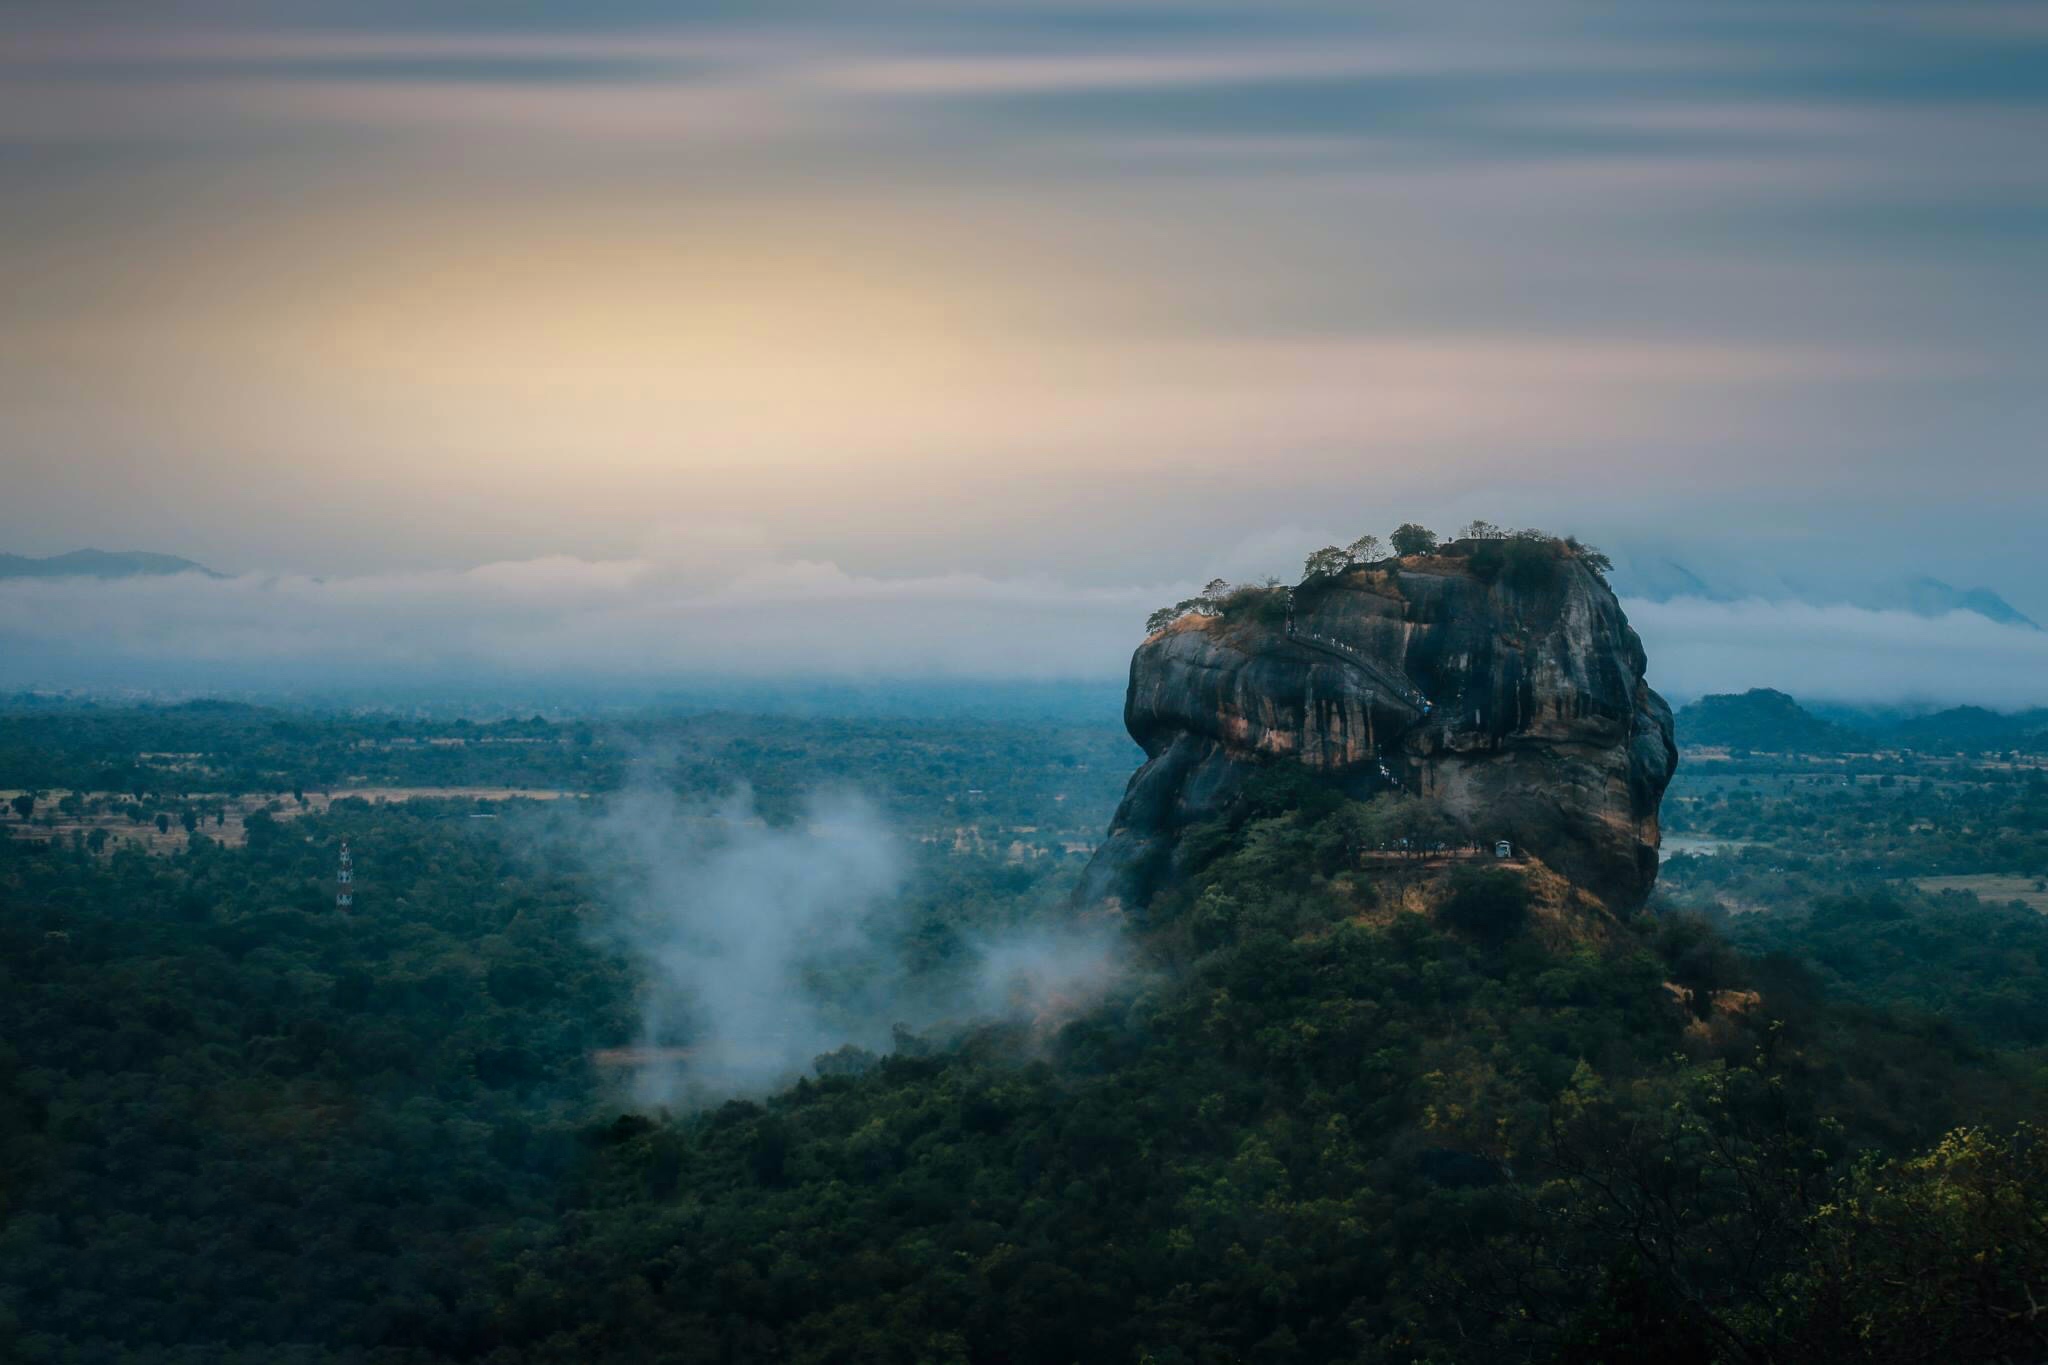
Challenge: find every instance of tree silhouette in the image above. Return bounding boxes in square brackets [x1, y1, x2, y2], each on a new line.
[1346, 534, 1383, 562]
[1390, 523, 1438, 556]
[1301, 546, 1351, 579]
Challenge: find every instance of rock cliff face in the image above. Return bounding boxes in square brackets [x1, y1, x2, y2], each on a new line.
[1079, 545, 1677, 914]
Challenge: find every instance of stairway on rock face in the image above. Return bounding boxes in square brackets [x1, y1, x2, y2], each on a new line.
[1283, 589, 1432, 717]
[1281, 588, 1431, 792]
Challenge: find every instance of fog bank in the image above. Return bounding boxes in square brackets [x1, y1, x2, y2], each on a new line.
[3, 551, 2046, 709]
[0, 550, 1162, 685]
[1626, 596, 2048, 710]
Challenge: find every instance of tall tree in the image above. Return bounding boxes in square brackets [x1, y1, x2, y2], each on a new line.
[1302, 546, 1351, 579]
[1390, 523, 1439, 556]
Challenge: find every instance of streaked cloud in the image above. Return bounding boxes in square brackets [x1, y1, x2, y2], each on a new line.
[0, 548, 1171, 684]
[2, 0, 2044, 626]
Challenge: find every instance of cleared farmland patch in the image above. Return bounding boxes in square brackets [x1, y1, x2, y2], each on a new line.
[1915, 873, 2048, 914]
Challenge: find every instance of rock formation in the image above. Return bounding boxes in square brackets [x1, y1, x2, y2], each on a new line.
[1079, 540, 1677, 914]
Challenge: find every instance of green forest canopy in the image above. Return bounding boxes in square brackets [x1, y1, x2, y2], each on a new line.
[2, 709, 2045, 1362]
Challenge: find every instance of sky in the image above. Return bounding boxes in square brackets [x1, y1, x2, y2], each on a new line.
[3, 2, 2046, 702]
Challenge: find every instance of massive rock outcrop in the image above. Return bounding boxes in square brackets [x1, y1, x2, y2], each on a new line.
[1079, 541, 1676, 914]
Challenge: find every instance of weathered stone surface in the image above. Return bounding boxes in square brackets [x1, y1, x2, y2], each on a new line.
[1079, 546, 1677, 913]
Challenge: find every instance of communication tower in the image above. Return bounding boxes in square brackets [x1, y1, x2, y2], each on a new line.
[336, 840, 354, 912]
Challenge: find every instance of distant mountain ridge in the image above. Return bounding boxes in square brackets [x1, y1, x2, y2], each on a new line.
[1610, 552, 2038, 630]
[1895, 577, 2037, 629]
[1884, 705, 2048, 754]
[0, 549, 221, 579]
[1678, 687, 2048, 754]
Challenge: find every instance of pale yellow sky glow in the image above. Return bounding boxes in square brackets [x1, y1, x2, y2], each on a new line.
[6, 172, 1940, 568]
[3, 1, 2045, 629]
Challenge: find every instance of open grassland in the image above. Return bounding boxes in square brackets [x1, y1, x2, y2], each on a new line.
[1915, 873, 2048, 914]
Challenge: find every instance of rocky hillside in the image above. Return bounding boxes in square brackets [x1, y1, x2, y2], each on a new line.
[1081, 538, 1676, 914]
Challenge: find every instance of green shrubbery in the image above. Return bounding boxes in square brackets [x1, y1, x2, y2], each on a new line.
[1434, 863, 1533, 940]
[1468, 531, 1558, 588]
[1146, 522, 1614, 634]
[483, 786, 2042, 1363]
[1145, 580, 1289, 636]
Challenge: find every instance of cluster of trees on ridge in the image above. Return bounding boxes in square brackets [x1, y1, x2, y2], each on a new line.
[1146, 520, 1613, 636]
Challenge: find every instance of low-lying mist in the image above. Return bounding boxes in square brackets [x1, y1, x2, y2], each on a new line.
[551, 782, 1125, 1105]
[6, 550, 2048, 709]
[1624, 595, 2048, 710]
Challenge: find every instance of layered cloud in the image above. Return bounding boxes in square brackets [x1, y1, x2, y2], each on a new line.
[3, 0, 2045, 599]
[1625, 596, 2048, 710]
[4, 546, 2048, 709]
[0, 547, 1166, 685]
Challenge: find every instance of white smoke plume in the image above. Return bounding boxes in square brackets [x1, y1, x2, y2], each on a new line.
[970, 926, 1129, 1031]
[558, 782, 1126, 1105]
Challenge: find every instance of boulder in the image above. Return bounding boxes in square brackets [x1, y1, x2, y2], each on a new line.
[1079, 544, 1677, 913]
